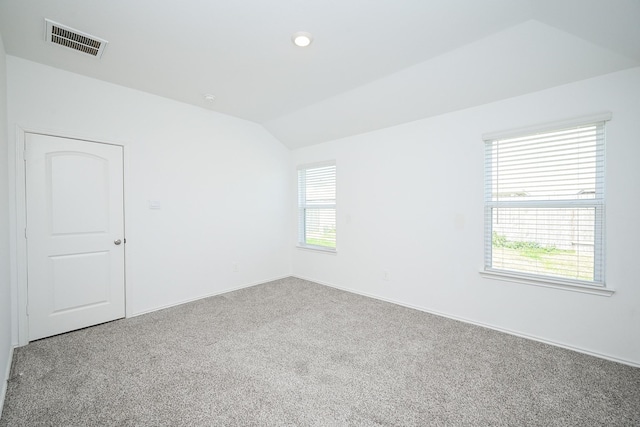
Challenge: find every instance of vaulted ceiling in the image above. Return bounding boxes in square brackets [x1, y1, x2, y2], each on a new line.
[1, 0, 639, 148]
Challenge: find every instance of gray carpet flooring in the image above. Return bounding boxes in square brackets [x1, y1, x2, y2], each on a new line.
[1, 277, 639, 426]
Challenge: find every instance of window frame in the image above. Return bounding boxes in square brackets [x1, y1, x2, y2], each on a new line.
[297, 161, 337, 253]
[480, 113, 613, 296]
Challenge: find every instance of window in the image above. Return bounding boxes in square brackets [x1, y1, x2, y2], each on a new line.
[298, 162, 336, 251]
[484, 116, 609, 289]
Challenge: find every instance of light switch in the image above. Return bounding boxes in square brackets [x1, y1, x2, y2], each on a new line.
[148, 200, 162, 210]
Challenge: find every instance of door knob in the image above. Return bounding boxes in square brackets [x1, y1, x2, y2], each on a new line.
[114, 239, 122, 245]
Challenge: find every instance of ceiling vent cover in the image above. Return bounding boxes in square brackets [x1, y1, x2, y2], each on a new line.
[44, 19, 108, 58]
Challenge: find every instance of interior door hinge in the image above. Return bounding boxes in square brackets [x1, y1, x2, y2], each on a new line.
[24, 228, 27, 239]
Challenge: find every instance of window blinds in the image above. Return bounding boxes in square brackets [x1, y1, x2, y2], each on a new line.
[484, 122, 605, 284]
[298, 163, 336, 250]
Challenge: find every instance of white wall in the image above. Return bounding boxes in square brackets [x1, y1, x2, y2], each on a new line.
[3, 54, 638, 378]
[0, 35, 13, 411]
[6, 57, 291, 342]
[292, 67, 640, 366]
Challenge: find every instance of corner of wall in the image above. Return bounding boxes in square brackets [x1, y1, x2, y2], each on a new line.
[0, 32, 15, 414]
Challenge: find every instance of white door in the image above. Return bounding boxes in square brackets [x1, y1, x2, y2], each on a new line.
[25, 133, 125, 341]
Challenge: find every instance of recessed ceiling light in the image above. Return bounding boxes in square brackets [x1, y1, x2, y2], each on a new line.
[204, 94, 216, 102]
[292, 31, 313, 47]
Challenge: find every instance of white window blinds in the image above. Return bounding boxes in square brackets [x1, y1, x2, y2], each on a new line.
[298, 162, 336, 250]
[484, 120, 606, 285]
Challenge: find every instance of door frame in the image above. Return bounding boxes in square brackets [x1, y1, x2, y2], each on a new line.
[13, 126, 129, 346]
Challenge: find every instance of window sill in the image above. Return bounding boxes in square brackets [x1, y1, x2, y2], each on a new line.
[296, 245, 337, 255]
[479, 269, 614, 297]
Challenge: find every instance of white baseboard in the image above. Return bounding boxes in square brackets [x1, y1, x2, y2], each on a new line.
[293, 275, 640, 368]
[128, 275, 292, 318]
[0, 344, 15, 417]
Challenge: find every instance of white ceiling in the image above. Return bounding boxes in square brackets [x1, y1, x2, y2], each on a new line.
[1, 0, 639, 149]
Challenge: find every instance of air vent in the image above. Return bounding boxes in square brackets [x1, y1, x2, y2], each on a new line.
[44, 19, 108, 58]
